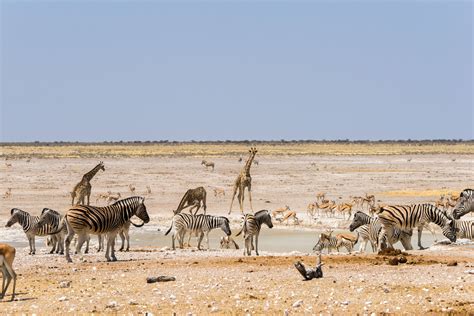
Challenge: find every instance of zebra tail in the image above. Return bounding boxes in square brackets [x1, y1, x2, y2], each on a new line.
[235, 227, 243, 237]
[164, 222, 173, 236]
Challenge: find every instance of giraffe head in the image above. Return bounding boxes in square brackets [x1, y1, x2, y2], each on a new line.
[98, 161, 105, 171]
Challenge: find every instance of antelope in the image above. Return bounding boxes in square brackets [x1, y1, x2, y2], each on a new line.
[129, 184, 136, 194]
[106, 192, 121, 205]
[271, 205, 290, 219]
[213, 188, 225, 197]
[338, 203, 353, 220]
[0, 243, 17, 301]
[316, 201, 336, 217]
[146, 185, 152, 195]
[96, 191, 111, 204]
[5, 163, 12, 168]
[277, 210, 300, 225]
[307, 202, 317, 218]
[3, 188, 12, 199]
[201, 160, 215, 171]
[316, 192, 326, 201]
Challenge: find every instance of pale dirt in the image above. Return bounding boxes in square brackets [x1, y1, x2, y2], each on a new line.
[1, 154, 473, 314]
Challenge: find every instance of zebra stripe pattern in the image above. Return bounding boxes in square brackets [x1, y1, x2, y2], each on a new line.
[165, 213, 231, 250]
[453, 220, 474, 240]
[36, 208, 67, 254]
[376, 204, 456, 251]
[453, 189, 474, 219]
[64, 196, 149, 262]
[236, 210, 273, 256]
[349, 211, 413, 251]
[6, 208, 63, 255]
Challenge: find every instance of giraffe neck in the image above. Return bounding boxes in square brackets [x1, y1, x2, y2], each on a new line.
[243, 152, 256, 175]
[83, 164, 103, 181]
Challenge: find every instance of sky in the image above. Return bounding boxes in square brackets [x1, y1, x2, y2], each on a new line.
[1, 1, 472, 142]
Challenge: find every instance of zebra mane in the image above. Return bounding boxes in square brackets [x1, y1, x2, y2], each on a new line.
[11, 208, 28, 216]
[110, 196, 144, 206]
[254, 209, 269, 217]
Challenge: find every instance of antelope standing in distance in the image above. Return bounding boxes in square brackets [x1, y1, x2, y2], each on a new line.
[277, 210, 300, 225]
[3, 188, 12, 199]
[96, 191, 111, 204]
[201, 160, 215, 171]
[106, 192, 121, 205]
[71, 161, 105, 205]
[220, 236, 239, 249]
[315, 192, 326, 202]
[229, 147, 258, 214]
[146, 185, 152, 195]
[128, 184, 136, 194]
[0, 243, 17, 301]
[213, 188, 225, 197]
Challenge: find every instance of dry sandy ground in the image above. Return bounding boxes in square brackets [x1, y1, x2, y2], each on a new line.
[1, 246, 473, 314]
[1, 154, 473, 314]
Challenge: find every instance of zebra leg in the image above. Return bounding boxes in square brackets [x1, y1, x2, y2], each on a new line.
[110, 232, 118, 261]
[119, 231, 125, 251]
[125, 230, 130, 252]
[49, 235, 57, 254]
[171, 232, 176, 250]
[97, 234, 103, 252]
[64, 221, 76, 263]
[75, 233, 88, 257]
[255, 233, 259, 256]
[30, 236, 36, 255]
[206, 231, 210, 250]
[197, 232, 204, 250]
[58, 233, 65, 255]
[417, 225, 426, 250]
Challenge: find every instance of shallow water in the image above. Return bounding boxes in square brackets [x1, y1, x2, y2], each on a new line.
[0, 224, 447, 254]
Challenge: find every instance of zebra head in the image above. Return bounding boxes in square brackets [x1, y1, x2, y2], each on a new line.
[37, 208, 60, 227]
[452, 189, 473, 219]
[256, 210, 273, 228]
[220, 217, 232, 236]
[6, 208, 24, 227]
[349, 211, 369, 232]
[134, 197, 150, 224]
[313, 239, 324, 252]
[442, 219, 457, 243]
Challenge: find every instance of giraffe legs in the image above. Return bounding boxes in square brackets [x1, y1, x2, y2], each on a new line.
[247, 184, 254, 212]
[238, 187, 245, 213]
[228, 184, 239, 215]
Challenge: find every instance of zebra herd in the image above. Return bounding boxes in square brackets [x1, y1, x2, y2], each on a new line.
[315, 191, 474, 254]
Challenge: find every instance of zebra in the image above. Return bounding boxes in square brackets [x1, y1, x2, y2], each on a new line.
[5, 208, 64, 255]
[376, 204, 457, 251]
[453, 189, 474, 219]
[349, 211, 413, 251]
[36, 208, 67, 254]
[353, 224, 375, 253]
[452, 220, 474, 240]
[235, 210, 273, 256]
[312, 232, 355, 254]
[164, 213, 231, 250]
[63, 196, 149, 262]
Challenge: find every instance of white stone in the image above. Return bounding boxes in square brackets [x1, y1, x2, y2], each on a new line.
[292, 299, 303, 308]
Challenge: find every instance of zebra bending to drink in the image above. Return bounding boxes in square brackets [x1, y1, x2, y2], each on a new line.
[165, 213, 231, 250]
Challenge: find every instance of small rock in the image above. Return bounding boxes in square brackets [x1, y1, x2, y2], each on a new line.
[388, 258, 399, 265]
[210, 306, 219, 313]
[58, 296, 67, 302]
[398, 256, 407, 264]
[292, 299, 303, 308]
[465, 270, 474, 274]
[447, 261, 457, 267]
[341, 301, 349, 305]
[59, 280, 71, 288]
[129, 299, 138, 305]
[106, 301, 118, 308]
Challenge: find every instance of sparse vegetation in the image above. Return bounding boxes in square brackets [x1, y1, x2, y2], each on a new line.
[1, 141, 473, 159]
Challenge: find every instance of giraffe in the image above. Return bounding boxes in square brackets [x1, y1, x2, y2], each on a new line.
[229, 147, 258, 214]
[71, 161, 105, 205]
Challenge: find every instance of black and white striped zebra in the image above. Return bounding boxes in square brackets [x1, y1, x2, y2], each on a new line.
[376, 204, 456, 251]
[6, 208, 64, 255]
[349, 211, 413, 251]
[235, 210, 273, 256]
[312, 232, 355, 254]
[64, 196, 149, 262]
[36, 208, 67, 254]
[164, 213, 231, 250]
[452, 220, 474, 240]
[453, 189, 474, 219]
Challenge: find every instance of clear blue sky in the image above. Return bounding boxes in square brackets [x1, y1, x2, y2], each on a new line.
[1, 1, 472, 141]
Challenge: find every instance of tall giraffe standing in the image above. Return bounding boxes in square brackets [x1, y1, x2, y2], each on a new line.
[229, 147, 258, 214]
[71, 161, 105, 205]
